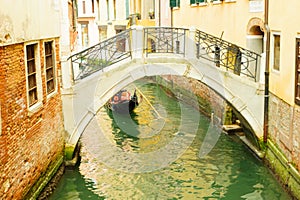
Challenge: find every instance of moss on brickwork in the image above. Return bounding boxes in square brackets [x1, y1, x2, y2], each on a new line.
[156, 76, 213, 117]
[264, 140, 300, 199]
[65, 144, 76, 160]
[24, 155, 64, 200]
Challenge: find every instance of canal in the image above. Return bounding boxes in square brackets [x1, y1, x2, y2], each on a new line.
[49, 78, 291, 199]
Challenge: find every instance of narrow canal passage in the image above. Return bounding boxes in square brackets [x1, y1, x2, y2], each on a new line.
[50, 78, 290, 199]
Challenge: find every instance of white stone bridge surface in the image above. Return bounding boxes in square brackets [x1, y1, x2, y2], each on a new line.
[61, 26, 264, 149]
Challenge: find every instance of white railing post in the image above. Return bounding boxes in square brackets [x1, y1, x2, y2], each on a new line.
[131, 25, 144, 59]
[186, 26, 197, 59]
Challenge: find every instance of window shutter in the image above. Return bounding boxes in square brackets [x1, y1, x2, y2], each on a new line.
[170, 0, 180, 8]
[190, 0, 196, 4]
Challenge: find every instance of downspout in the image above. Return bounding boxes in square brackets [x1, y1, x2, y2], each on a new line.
[171, 7, 173, 27]
[159, 0, 161, 26]
[263, 0, 270, 143]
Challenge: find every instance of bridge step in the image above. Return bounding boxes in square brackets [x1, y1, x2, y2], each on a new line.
[222, 124, 243, 134]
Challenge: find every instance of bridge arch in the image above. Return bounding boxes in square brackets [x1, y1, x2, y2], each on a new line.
[62, 27, 263, 156]
[65, 56, 264, 150]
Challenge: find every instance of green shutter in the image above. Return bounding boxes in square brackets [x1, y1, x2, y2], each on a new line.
[190, 0, 196, 4]
[170, 0, 180, 8]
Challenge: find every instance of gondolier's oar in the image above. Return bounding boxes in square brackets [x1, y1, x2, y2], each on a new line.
[134, 86, 163, 119]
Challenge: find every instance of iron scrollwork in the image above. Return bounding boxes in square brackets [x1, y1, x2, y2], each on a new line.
[69, 30, 131, 81]
[195, 30, 260, 81]
[144, 27, 187, 56]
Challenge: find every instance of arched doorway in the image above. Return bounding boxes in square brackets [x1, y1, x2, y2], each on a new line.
[246, 17, 264, 54]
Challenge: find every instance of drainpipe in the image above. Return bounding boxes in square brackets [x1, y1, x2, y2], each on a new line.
[263, 0, 270, 143]
[170, 7, 173, 27]
[159, 0, 161, 26]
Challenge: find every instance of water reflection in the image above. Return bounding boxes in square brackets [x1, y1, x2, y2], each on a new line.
[49, 80, 290, 200]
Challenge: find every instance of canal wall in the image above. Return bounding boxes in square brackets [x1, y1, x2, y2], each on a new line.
[156, 75, 260, 146]
[156, 75, 226, 124]
[0, 41, 66, 199]
[158, 75, 300, 199]
[265, 93, 300, 199]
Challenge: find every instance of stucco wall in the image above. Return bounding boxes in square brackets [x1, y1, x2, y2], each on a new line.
[0, 0, 60, 46]
[171, 0, 264, 48]
[268, 1, 300, 105]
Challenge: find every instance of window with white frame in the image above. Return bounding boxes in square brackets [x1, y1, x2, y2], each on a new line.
[26, 44, 38, 106]
[272, 33, 281, 71]
[26, 43, 42, 108]
[44, 41, 56, 95]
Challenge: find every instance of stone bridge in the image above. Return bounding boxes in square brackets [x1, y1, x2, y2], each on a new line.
[61, 26, 264, 155]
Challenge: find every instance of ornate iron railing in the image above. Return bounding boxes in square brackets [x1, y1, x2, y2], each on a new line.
[69, 30, 131, 81]
[195, 30, 261, 81]
[144, 27, 187, 56]
[68, 27, 261, 82]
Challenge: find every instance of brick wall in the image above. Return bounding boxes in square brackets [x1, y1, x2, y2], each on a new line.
[269, 93, 300, 172]
[159, 75, 226, 123]
[0, 39, 65, 199]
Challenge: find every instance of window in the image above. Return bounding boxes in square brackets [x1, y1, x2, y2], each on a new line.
[190, 0, 205, 4]
[82, 1, 86, 14]
[44, 41, 56, 94]
[92, 0, 95, 13]
[26, 44, 38, 106]
[170, 0, 180, 8]
[106, 0, 110, 20]
[295, 39, 300, 105]
[273, 34, 280, 71]
[113, 0, 116, 20]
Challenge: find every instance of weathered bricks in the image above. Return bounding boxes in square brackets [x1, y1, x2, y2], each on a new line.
[0, 39, 65, 200]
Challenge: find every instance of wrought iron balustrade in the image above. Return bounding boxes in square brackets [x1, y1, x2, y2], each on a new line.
[69, 30, 131, 81]
[195, 30, 261, 81]
[144, 27, 187, 56]
[68, 26, 261, 82]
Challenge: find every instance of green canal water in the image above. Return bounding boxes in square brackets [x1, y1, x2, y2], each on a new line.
[49, 79, 291, 200]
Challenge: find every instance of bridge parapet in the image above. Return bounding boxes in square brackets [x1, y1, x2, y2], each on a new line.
[68, 26, 261, 83]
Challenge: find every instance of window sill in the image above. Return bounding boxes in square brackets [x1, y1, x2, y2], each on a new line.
[47, 90, 58, 100]
[190, 3, 208, 7]
[224, 0, 236, 3]
[28, 101, 43, 116]
[212, 1, 222, 5]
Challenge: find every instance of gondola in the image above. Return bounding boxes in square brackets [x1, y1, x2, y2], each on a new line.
[106, 89, 139, 114]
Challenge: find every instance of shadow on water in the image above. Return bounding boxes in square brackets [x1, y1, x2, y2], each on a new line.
[48, 164, 104, 200]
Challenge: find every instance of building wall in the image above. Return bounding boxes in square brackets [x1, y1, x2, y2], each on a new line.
[0, 1, 65, 199]
[0, 39, 65, 200]
[268, 1, 300, 105]
[267, 0, 300, 177]
[171, 0, 264, 48]
[0, 0, 60, 45]
[155, 0, 171, 27]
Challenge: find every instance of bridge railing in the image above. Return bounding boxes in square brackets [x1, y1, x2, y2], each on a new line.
[69, 29, 131, 81]
[68, 26, 261, 82]
[144, 27, 188, 56]
[195, 29, 260, 81]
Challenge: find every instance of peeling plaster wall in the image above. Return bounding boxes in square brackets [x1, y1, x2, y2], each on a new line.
[0, 0, 60, 46]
